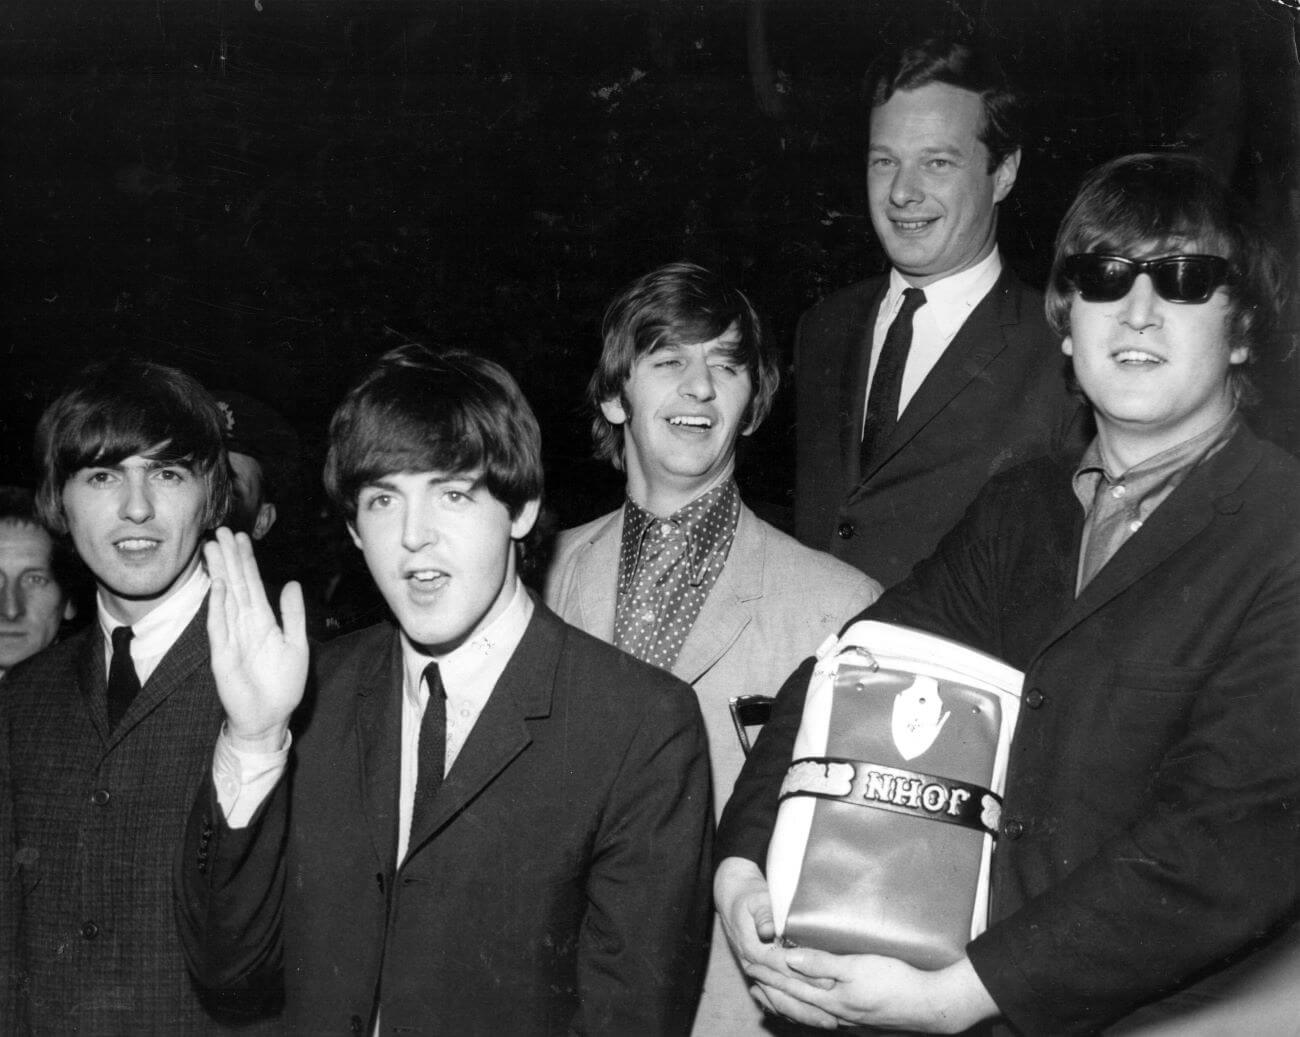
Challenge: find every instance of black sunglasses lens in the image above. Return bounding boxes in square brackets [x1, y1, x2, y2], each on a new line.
[1069, 256, 1134, 301]
[1152, 258, 1223, 303]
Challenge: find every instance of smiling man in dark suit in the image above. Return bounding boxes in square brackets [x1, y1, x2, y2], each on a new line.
[716, 153, 1300, 1034]
[178, 345, 712, 1036]
[0, 358, 258, 1034]
[796, 36, 1085, 589]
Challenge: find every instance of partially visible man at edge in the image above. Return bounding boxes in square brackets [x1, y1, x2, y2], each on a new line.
[0, 486, 79, 682]
[795, 35, 1088, 589]
[716, 153, 1300, 1034]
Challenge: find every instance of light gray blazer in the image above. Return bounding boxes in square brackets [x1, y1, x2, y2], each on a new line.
[545, 499, 880, 1037]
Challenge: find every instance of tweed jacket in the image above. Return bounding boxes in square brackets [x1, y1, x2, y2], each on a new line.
[545, 501, 880, 1037]
[720, 425, 1300, 1035]
[1, 606, 258, 1036]
[178, 601, 713, 1036]
[794, 267, 1087, 588]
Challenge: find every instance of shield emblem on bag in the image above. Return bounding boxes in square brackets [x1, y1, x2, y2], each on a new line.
[890, 675, 950, 760]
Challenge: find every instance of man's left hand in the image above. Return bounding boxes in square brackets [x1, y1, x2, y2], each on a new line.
[747, 947, 998, 1034]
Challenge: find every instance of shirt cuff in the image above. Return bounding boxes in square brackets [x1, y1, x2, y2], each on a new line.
[212, 724, 292, 829]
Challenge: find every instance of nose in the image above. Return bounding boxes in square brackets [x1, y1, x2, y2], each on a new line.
[0, 578, 23, 621]
[888, 163, 923, 208]
[1119, 273, 1162, 332]
[400, 499, 438, 553]
[678, 357, 717, 401]
[119, 472, 155, 523]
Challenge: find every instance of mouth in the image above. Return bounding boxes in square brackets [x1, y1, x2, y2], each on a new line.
[889, 216, 938, 234]
[406, 569, 449, 591]
[114, 537, 162, 554]
[1112, 349, 1165, 366]
[667, 415, 713, 430]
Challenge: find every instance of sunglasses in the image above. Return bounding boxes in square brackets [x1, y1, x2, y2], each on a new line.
[1061, 253, 1232, 304]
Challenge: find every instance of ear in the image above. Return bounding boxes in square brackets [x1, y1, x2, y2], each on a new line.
[1228, 343, 1250, 366]
[992, 147, 1021, 205]
[510, 498, 541, 541]
[62, 597, 77, 622]
[347, 521, 362, 550]
[599, 396, 628, 426]
[252, 502, 277, 541]
[1061, 335, 1074, 358]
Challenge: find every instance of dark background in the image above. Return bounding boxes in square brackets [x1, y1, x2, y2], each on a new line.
[4, 0, 1298, 554]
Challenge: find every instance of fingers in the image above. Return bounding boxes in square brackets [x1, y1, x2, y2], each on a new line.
[750, 889, 777, 943]
[754, 982, 840, 1029]
[784, 946, 842, 983]
[279, 581, 308, 649]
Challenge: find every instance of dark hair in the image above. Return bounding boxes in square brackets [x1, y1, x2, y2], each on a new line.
[324, 345, 543, 521]
[1046, 152, 1286, 401]
[34, 357, 231, 534]
[863, 37, 1022, 173]
[588, 261, 780, 468]
[0, 484, 83, 595]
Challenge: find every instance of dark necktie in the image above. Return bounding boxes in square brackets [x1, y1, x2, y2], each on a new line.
[411, 662, 447, 831]
[862, 287, 927, 468]
[107, 626, 141, 728]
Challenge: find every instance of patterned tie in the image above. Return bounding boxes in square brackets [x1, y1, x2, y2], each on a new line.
[411, 662, 447, 831]
[862, 287, 927, 469]
[107, 626, 141, 728]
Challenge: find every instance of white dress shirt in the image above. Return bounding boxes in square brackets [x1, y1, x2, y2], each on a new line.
[98, 562, 210, 686]
[865, 247, 1003, 429]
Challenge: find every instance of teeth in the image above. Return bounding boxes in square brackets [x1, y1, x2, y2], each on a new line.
[116, 539, 158, 551]
[669, 416, 712, 427]
[893, 219, 933, 230]
[409, 571, 443, 582]
[1115, 350, 1161, 364]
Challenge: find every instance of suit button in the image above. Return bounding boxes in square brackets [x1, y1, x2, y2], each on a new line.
[89, 789, 111, 806]
[1024, 688, 1045, 709]
[1003, 819, 1025, 840]
[81, 921, 100, 939]
[837, 521, 855, 539]
[349, 1014, 364, 1033]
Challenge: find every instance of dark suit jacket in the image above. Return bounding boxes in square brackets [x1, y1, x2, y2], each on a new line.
[1, 606, 256, 1035]
[178, 600, 713, 1037]
[794, 267, 1087, 588]
[719, 425, 1300, 1035]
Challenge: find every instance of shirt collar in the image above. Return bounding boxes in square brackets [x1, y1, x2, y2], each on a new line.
[98, 562, 210, 657]
[1073, 410, 1241, 514]
[618, 478, 741, 592]
[399, 576, 534, 710]
[886, 247, 1002, 340]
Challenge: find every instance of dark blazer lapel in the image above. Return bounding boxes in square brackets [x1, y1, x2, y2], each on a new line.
[839, 284, 888, 488]
[861, 271, 1019, 486]
[76, 622, 111, 742]
[573, 511, 621, 641]
[1039, 427, 1258, 654]
[673, 505, 759, 685]
[354, 629, 404, 871]
[403, 605, 558, 858]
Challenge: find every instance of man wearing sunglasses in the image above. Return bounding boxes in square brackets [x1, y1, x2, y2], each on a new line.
[715, 152, 1300, 1033]
[794, 36, 1086, 590]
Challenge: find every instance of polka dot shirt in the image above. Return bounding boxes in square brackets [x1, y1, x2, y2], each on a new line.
[613, 479, 741, 670]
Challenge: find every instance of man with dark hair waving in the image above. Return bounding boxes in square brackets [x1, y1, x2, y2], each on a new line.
[178, 346, 712, 1036]
[717, 153, 1300, 1034]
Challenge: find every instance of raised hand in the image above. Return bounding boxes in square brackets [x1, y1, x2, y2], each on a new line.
[205, 527, 309, 752]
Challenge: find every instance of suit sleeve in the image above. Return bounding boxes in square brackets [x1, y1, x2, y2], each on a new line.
[0, 697, 22, 1036]
[174, 766, 289, 995]
[968, 553, 1300, 1034]
[575, 679, 714, 1036]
